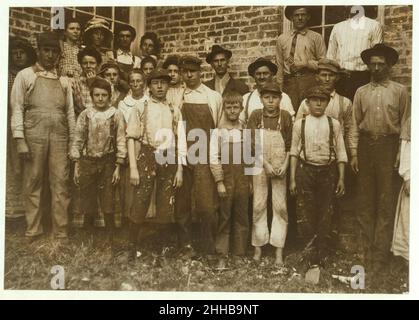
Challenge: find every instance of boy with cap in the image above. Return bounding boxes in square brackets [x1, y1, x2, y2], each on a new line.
[10, 31, 76, 242]
[204, 45, 248, 96]
[71, 77, 127, 248]
[210, 91, 251, 269]
[290, 86, 346, 267]
[7, 36, 37, 220]
[162, 55, 185, 110]
[112, 24, 141, 80]
[240, 57, 295, 124]
[175, 55, 223, 257]
[276, 6, 326, 111]
[246, 82, 293, 265]
[126, 69, 186, 261]
[349, 44, 410, 273]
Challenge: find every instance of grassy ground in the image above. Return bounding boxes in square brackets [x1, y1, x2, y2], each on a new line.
[4, 218, 408, 294]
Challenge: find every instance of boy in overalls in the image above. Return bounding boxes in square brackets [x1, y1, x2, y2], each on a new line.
[210, 91, 251, 269]
[10, 32, 76, 242]
[290, 86, 347, 267]
[247, 82, 293, 266]
[71, 77, 127, 248]
[126, 69, 185, 261]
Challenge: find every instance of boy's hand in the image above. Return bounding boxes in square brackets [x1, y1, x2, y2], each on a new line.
[264, 162, 276, 177]
[350, 156, 359, 174]
[130, 167, 140, 186]
[276, 163, 288, 179]
[289, 179, 297, 196]
[112, 166, 120, 185]
[335, 178, 345, 197]
[173, 168, 183, 189]
[16, 139, 31, 160]
[73, 162, 80, 186]
[217, 182, 228, 198]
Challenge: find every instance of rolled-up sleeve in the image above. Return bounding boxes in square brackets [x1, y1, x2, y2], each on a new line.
[115, 110, 127, 164]
[126, 103, 144, 140]
[290, 120, 302, 158]
[334, 121, 348, 163]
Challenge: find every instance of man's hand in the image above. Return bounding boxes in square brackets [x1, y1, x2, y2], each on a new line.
[276, 163, 288, 179]
[289, 179, 297, 196]
[264, 162, 276, 177]
[173, 168, 183, 189]
[112, 165, 120, 185]
[350, 156, 359, 174]
[335, 178, 345, 198]
[130, 167, 140, 186]
[73, 162, 80, 186]
[217, 181, 228, 198]
[16, 139, 31, 160]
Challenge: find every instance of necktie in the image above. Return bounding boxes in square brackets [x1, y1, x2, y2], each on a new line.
[287, 32, 299, 65]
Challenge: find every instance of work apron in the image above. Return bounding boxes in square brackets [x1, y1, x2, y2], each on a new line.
[23, 75, 70, 237]
[252, 117, 288, 248]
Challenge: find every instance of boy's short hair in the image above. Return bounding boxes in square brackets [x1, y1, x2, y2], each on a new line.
[140, 55, 157, 69]
[77, 46, 102, 65]
[128, 68, 145, 81]
[89, 77, 112, 98]
[222, 90, 243, 107]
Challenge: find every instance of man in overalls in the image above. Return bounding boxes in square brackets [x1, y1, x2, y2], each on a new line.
[176, 56, 223, 257]
[113, 24, 141, 81]
[10, 31, 76, 242]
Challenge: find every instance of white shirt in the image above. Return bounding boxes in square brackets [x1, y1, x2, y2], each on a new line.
[240, 89, 295, 123]
[118, 94, 148, 123]
[327, 16, 383, 71]
[115, 48, 142, 68]
[214, 73, 231, 95]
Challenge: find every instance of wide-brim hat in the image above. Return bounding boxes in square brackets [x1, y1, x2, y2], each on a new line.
[248, 57, 278, 77]
[83, 18, 113, 46]
[361, 43, 399, 66]
[205, 45, 232, 64]
[146, 68, 172, 85]
[9, 36, 37, 66]
[285, 6, 312, 20]
[114, 24, 137, 43]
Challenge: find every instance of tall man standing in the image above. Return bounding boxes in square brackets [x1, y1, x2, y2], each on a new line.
[175, 56, 223, 257]
[10, 32, 76, 242]
[204, 45, 249, 96]
[276, 6, 326, 111]
[327, 6, 383, 101]
[349, 44, 410, 274]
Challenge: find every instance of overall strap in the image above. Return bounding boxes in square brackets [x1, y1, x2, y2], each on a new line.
[327, 116, 335, 164]
[82, 112, 89, 154]
[244, 90, 255, 122]
[109, 113, 116, 152]
[301, 116, 307, 161]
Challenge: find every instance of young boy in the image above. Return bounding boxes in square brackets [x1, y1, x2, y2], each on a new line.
[126, 69, 186, 261]
[247, 82, 293, 266]
[210, 91, 250, 269]
[99, 61, 129, 107]
[290, 85, 346, 267]
[71, 77, 127, 247]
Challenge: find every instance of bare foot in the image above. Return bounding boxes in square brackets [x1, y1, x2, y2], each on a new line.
[275, 248, 284, 266]
[253, 247, 262, 261]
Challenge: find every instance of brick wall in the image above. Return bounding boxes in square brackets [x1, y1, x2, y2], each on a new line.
[145, 6, 282, 89]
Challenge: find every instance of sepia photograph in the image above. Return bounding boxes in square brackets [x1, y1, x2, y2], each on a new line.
[2, 2, 412, 295]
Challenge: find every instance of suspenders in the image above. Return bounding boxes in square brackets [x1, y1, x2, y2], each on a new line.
[244, 90, 255, 122]
[301, 116, 336, 164]
[83, 111, 117, 155]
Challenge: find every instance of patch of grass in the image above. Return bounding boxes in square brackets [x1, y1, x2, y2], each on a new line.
[4, 219, 408, 293]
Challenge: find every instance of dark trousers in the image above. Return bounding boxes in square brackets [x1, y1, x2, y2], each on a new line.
[283, 72, 317, 112]
[79, 155, 115, 230]
[175, 164, 219, 254]
[336, 70, 370, 102]
[296, 161, 337, 263]
[216, 165, 249, 256]
[357, 134, 402, 265]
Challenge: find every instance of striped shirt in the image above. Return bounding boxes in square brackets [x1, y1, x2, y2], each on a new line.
[349, 80, 411, 156]
[276, 28, 326, 85]
[327, 16, 383, 71]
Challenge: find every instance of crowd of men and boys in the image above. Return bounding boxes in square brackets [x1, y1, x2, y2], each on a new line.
[7, 6, 410, 277]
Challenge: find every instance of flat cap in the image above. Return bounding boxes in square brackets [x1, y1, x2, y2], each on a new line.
[317, 58, 340, 73]
[146, 68, 172, 85]
[259, 81, 282, 96]
[179, 55, 202, 71]
[305, 85, 331, 100]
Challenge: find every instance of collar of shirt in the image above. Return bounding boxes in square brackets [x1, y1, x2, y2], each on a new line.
[117, 48, 133, 57]
[184, 83, 206, 95]
[371, 79, 390, 88]
[292, 28, 308, 36]
[33, 62, 59, 79]
[150, 96, 168, 105]
[215, 72, 231, 83]
[263, 109, 280, 118]
[124, 94, 145, 107]
[307, 113, 327, 122]
[87, 106, 116, 120]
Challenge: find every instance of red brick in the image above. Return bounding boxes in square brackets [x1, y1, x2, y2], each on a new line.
[180, 19, 195, 27]
[211, 16, 224, 23]
[235, 6, 250, 12]
[201, 9, 216, 17]
[223, 28, 239, 35]
[216, 22, 231, 29]
[244, 11, 260, 19]
[185, 11, 200, 19]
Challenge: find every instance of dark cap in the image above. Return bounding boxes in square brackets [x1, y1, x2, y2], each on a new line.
[37, 31, 61, 49]
[248, 57, 278, 77]
[361, 43, 399, 66]
[305, 86, 331, 100]
[260, 82, 282, 96]
[206, 45, 232, 64]
[317, 58, 341, 73]
[179, 55, 202, 71]
[162, 54, 181, 69]
[146, 68, 172, 85]
[9, 36, 37, 66]
[284, 6, 311, 20]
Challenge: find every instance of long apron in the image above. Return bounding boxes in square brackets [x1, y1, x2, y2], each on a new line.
[252, 119, 288, 248]
[180, 101, 219, 254]
[23, 76, 70, 237]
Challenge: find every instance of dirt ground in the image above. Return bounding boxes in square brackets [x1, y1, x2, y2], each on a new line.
[4, 218, 408, 294]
